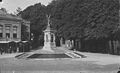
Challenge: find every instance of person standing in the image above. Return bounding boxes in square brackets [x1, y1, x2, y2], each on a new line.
[0, 48, 3, 55]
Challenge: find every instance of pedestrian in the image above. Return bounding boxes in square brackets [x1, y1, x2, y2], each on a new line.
[0, 48, 3, 55]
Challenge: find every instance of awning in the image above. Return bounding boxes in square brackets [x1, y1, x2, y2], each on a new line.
[0, 41, 21, 43]
[0, 41, 11, 43]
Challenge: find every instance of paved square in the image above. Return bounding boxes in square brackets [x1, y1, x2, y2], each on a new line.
[0, 52, 119, 73]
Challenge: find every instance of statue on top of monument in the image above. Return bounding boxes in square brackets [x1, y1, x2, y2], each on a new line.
[45, 14, 56, 32]
[46, 14, 51, 27]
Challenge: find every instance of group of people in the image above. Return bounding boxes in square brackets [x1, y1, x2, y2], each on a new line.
[0, 45, 18, 55]
[0, 42, 31, 55]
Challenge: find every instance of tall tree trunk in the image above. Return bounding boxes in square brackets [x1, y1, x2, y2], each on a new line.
[113, 41, 115, 54]
[78, 39, 81, 51]
[60, 38, 63, 46]
[115, 40, 117, 54]
[109, 40, 112, 54]
[113, 40, 118, 54]
[106, 40, 109, 54]
[116, 40, 119, 55]
[76, 40, 79, 50]
[74, 39, 77, 50]
[118, 41, 120, 55]
[111, 40, 114, 54]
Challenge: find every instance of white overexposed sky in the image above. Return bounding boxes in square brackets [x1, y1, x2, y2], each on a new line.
[0, 0, 52, 13]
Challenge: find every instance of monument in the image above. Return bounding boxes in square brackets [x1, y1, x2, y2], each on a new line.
[42, 15, 56, 52]
[15, 14, 86, 59]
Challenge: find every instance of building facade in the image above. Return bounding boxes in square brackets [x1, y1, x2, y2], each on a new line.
[0, 8, 30, 43]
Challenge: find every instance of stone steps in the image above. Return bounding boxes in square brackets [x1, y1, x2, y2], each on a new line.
[15, 53, 30, 59]
[65, 52, 80, 58]
[73, 52, 87, 58]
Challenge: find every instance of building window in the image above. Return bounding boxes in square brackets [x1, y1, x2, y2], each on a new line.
[5, 26, 10, 38]
[5, 26, 10, 33]
[13, 33, 17, 38]
[13, 26, 17, 33]
[6, 33, 10, 38]
[13, 26, 17, 38]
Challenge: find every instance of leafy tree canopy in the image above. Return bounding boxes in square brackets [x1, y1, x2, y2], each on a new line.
[20, 3, 47, 35]
[20, 0, 119, 40]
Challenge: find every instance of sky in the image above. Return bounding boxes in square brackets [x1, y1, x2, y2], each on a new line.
[0, 0, 52, 13]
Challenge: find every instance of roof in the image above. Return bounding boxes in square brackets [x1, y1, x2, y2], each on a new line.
[0, 9, 22, 21]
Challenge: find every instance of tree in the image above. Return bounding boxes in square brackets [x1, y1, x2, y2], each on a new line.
[20, 0, 119, 54]
[47, 0, 119, 54]
[0, 8, 7, 13]
[48, 0, 119, 40]
[84, 0, 119, 40]
[14, 7, 22, 15]
[21, 23, 29, 41]
[20, 3, 47, 48]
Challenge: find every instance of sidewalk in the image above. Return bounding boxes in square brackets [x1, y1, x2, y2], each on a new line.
[0, 53, 22, 59]
[74, 51, 120, 65]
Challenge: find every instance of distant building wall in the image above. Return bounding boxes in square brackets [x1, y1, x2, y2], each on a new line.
[0, 8, 30, 43]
